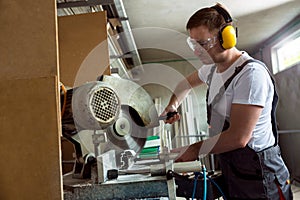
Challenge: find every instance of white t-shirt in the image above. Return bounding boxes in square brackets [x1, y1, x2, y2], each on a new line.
[198, 52, 275, 151]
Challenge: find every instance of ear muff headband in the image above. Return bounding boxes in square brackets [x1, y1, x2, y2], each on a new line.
[211, 5, 232, 23]
[211, 5, 237, 49]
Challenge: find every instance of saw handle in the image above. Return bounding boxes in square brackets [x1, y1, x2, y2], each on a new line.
[160, 111, 178, 121]
[166, 111, 178, 120]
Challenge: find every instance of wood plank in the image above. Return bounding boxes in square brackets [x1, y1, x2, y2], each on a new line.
[58, 12, 110, 87]
[0, 0, 59, 80]
[0, 76, 62, 200]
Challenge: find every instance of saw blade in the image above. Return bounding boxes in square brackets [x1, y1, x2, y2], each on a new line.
[105, 105, 150, 153]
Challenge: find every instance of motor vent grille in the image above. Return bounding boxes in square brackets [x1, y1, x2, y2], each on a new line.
[91, 87, 119, 124]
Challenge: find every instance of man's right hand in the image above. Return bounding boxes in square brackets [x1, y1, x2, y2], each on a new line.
[160, 105, 180, 124]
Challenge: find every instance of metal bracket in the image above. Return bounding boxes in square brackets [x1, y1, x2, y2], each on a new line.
[92, 130, 107, 158]
[165, 161, 177, 200]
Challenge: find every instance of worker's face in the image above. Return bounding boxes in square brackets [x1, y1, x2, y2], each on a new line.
[187, 26, 220, 64]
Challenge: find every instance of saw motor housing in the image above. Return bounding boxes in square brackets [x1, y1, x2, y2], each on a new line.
[61, 75, 159, 180]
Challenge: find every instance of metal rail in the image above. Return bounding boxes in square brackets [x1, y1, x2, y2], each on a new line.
[57, 0, 114, 9]
[278, 130, 300, 134]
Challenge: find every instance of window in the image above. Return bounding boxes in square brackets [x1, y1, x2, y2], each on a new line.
[272, 30, 300, 74]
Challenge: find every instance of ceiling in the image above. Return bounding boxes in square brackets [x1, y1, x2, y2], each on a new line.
[121, 0, 300, 63]
[57, 0, 300, 72]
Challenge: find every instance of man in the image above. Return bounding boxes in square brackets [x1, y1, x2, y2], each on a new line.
[161, 3, 293, 200]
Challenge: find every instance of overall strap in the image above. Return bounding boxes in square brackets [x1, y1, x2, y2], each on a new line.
[206, 65, 216, 125]
[206, 60, 254, 125]
[205, 59, 279, 145]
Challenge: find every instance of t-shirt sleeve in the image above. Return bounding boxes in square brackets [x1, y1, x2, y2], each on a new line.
[232, 64, 271, 107]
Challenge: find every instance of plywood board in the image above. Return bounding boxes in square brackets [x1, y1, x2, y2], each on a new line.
[0, 0, 59, 80]
[0, 76, 62, 200]
[58, 12, 110, 87]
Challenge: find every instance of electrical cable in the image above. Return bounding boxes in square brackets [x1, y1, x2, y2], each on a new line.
[207, 176, 227, 200]
[202, 165, 207, 200]
[191, 165, 207, 200]
[191, 168, 226, 200]
[191, 172, 200, 200]
[178, 163, 226, 200]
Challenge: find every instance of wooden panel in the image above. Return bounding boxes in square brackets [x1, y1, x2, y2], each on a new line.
[0, 0, 58, 80]
[61, 138, 75, 174]
[0, 0, 62, 199]
[0, 76, 62, 200]
[58, 12, 110, 87]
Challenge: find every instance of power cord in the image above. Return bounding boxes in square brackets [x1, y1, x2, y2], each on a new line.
[202, 165, 207, 200]
[192, 165, 207, 200]
[207, 176, 227, 200]
[191, 165, 226, 200]
[192, 172, 200, 199]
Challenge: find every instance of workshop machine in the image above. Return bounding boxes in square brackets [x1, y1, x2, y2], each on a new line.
[61, 75, 224, 200]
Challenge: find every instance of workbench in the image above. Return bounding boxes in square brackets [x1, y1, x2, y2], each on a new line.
[63, 173, 176, 200]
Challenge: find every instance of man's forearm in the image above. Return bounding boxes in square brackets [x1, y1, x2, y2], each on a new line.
[167, 80, 192, 109]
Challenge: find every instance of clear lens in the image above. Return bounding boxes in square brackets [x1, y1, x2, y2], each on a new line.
[186, 37, 215, 64]
[186, 37, 206, 56]
[187, 36, 218, 53]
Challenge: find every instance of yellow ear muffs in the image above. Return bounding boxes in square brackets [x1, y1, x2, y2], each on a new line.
[211, 5, 237, 49]
[220, 25, 237, 49]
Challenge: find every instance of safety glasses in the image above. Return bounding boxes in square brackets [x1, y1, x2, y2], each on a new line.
[187, 36, 218, 54]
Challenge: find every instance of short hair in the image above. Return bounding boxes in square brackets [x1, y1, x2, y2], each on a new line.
[186, 3, 229, 33]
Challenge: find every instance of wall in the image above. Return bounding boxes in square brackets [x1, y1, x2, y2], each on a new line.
[252, 15, 300, 130]
[274, 64, 300, 130]
[0, 1, 62, 199]
[275, 64, 300, 183]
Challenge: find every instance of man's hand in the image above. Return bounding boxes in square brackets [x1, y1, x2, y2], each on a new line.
[160, 105, 180, 124]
